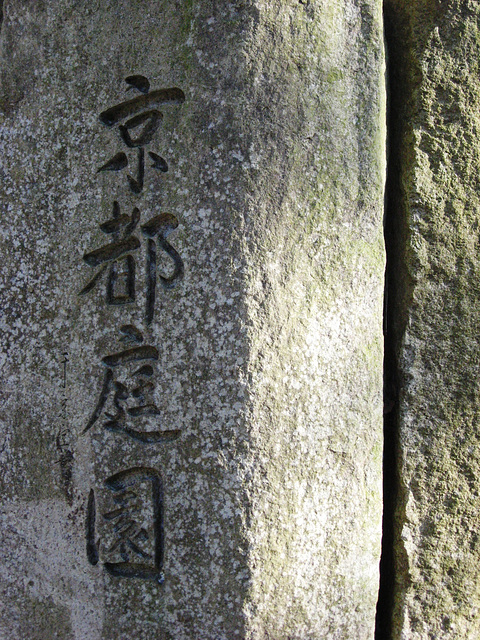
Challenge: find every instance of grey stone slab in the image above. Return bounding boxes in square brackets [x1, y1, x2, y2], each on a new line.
[0, 1, 385, 638]
[385, 0, 480, 637]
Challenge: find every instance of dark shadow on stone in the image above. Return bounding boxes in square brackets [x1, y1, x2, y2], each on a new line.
[375, 1, 445, 637]
[375, 6, 405, 638]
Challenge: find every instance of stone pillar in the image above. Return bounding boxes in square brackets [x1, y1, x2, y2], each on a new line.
[384, 0, 480, 637]
[0, 1, 385, 638]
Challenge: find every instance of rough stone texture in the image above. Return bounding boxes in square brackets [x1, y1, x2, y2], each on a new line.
[384, 0, 480, 637]
[0, 1, 385, 639]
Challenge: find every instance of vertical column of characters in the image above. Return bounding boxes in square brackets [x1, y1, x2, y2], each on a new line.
[79, 76, 186, 582]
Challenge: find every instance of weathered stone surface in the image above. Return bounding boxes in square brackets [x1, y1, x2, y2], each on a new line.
[0, 1, 385, 638]
[385, 0, 480, 637]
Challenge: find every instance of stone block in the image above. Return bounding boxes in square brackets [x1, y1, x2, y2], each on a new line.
[384, 0, 480, 636]
[0, 1, 385, 638]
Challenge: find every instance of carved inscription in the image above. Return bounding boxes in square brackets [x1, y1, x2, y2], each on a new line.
[87, 468, 164, 582]
[81, 76, 185, 323]
[83, 325, 180, 443]
[80, 203, 183, 322]
[79, 75, 186, 581]
[97, 78, 185, 194]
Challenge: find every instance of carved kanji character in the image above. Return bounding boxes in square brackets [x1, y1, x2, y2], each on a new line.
[83, 325, 180, 443]
[86, 467, 164, 582]
[97, 76, 184, 194]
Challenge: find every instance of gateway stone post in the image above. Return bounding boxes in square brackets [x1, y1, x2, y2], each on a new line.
[0, 2, 385, 638]
[384, 0, 480, 637]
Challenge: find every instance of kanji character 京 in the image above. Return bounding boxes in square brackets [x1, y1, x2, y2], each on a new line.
[97, 75, 185, 194]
